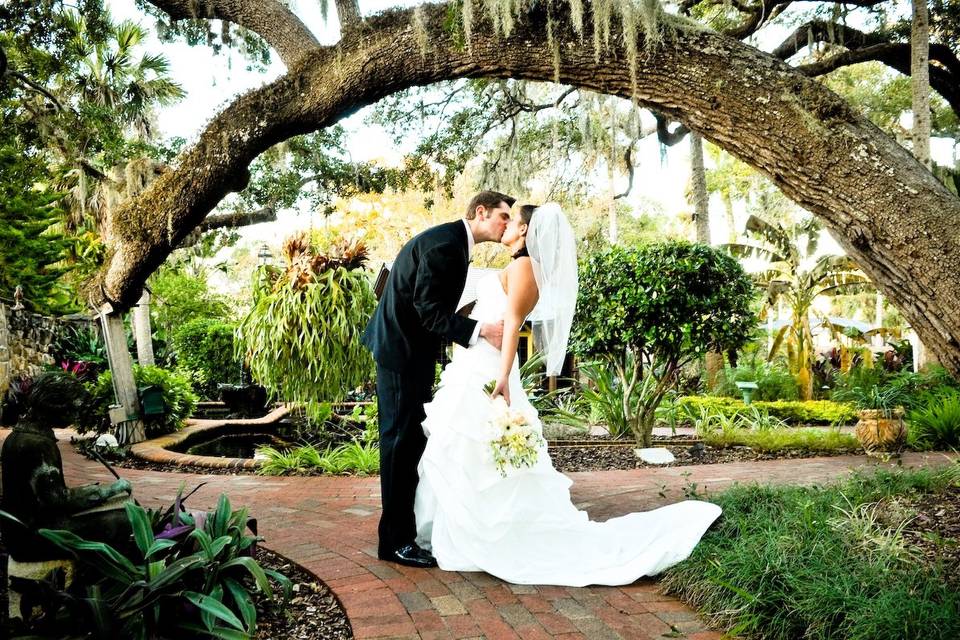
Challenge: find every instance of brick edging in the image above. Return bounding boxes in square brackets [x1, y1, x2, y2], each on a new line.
[129, 405, 290, 470]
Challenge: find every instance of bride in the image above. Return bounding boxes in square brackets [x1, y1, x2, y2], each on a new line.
[414, 203, 721, 586]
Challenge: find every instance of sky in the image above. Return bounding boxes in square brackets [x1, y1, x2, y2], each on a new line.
[108, 0, 955, 259]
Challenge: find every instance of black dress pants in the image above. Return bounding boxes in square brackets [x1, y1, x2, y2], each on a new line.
[375, 359, 435, 555]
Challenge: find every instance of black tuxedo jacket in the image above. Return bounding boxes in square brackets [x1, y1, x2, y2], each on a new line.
[362, 220, 478, 371]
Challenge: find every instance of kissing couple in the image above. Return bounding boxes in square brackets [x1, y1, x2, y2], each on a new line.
[362, 191, 720, 586]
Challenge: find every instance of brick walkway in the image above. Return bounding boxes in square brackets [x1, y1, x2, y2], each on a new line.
[4, 429, 956, 640]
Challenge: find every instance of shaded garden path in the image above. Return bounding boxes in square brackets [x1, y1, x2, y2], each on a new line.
[4, 429, 955, 639]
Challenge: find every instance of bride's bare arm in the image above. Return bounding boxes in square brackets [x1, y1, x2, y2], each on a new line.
[492, 257, 538, 404]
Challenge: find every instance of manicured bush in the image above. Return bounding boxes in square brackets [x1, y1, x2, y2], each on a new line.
[171, 317, 242, 398]
[571, 242, 755, 446]
[661, 467, 960, 640]
[80, 365, 198, 438]
[676, 396, 857, 425]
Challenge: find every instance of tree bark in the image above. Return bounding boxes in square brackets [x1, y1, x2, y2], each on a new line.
[146, 0, 319, 66]
[690, 131, 724, 388]
[93, 3, 960, 379]
[912, 0, 932, 170]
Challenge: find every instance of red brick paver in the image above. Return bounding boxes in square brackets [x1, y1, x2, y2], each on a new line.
[4, 429, 954, 639]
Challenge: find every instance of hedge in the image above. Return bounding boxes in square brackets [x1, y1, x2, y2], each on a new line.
[676, 396, 857, 425]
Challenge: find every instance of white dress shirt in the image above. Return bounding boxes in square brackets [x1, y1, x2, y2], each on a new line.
[463, 219, 482, 346]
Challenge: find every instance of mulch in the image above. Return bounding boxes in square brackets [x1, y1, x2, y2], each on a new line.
[86, 437, 863, 476]
[254, 546, 352, 640]
[901, 484, 960, 584]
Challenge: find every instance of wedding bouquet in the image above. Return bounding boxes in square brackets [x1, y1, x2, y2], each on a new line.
[484, 381, 544, 477]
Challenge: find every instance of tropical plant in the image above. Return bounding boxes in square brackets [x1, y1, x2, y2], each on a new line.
[723, 216, 873, 400]
[29, 491, 290, 638]
[834, 383, 912, 418]
[80, 364, 198, 437]
[149, 265, 233, 351]
[235, 232, 376, 423]
[578, 357, 653, 439]
[49, 322, 108, 381]
[714, 359, 800, 402]
[908, 390, 960, 451]
[172, 318, 242, 398]
[571, 242, 755, 446]
[257, 440, 380, 476]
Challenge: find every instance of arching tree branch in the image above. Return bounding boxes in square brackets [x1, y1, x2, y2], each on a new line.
[145, 0, 320, 66]
[797, 41, 960, 116]
[88, 2, 960, 378]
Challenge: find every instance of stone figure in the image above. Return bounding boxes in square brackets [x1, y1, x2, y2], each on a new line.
[1, 372, 132, 561]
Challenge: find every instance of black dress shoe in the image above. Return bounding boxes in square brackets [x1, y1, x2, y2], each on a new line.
[379, 543, 438, 568]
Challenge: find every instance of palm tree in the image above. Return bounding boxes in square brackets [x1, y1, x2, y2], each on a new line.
[724, 215, 873, 400]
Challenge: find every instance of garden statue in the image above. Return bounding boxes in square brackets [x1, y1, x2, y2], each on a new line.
[1, 372, 133, 561]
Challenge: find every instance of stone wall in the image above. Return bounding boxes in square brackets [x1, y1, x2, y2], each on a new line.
[0, 304, 66, 395]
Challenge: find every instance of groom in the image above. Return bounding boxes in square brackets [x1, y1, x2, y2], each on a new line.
[362, 190, 514, 568]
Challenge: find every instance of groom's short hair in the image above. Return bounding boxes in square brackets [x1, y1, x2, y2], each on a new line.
[465, 191, 516, 220]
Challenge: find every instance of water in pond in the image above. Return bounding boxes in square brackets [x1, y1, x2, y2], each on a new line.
[175, 414, 371, 459]
[184, 433, 294, 459]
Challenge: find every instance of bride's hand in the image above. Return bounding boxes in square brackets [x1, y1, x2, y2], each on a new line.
[491, 376, 511, 406]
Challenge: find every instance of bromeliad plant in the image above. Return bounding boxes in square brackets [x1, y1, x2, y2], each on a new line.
[571, 242, 755, 446]
[26, 490, 290, 639]
[236, 232, 376, 423]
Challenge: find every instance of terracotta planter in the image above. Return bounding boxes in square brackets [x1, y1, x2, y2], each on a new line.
[854, 408, 907, 454]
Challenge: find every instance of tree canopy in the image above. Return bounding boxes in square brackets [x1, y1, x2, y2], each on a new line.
[1, 0, 959, 377]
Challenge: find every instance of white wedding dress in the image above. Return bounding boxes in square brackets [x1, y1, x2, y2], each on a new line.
[414, 274, 722, 586]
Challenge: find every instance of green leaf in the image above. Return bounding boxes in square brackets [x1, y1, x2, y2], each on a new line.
[145, 538, 177, 559]
[221, 556, 272, 595]
[38, 528, 140, 582]
[223, 577, 257, 632]
[125, 502, 155, 558]
[184, 591, 245, 632]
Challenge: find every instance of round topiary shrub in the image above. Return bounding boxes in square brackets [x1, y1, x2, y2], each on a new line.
[571, 241, 755, 446]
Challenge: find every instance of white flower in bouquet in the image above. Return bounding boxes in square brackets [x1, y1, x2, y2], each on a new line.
[486, 394, 544, 477]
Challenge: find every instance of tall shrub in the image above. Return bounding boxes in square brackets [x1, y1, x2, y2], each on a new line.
[571, 242, 755, 446]
[235, 233, 376, 422]
[172, 318, 241, 398]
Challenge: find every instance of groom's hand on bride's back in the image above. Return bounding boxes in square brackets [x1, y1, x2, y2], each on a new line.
[479, 320, 504, 350]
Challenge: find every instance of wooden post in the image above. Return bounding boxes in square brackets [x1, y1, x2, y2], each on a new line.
[99, 304, 144, 444]
[133, 289, 155, 366]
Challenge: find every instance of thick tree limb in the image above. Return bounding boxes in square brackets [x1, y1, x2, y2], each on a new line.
[771, 20, 887, 60]
[145, 0, 319, 66]
[198, 206, 276, 233]
[90, 2, 960, 379]
[178, 206, 277, 246]
[797, 41, 960, 116]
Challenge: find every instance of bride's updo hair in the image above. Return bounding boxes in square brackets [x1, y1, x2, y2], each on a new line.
[513, 204, 538, 259]
[518, 204, 538, 226]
